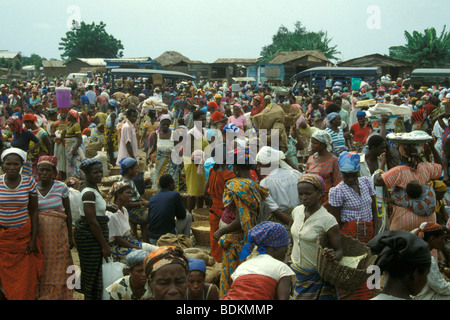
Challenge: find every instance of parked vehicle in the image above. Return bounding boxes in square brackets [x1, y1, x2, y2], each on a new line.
[291, 67, 381, 93]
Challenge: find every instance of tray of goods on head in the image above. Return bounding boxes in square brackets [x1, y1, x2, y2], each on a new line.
[316, 233, 377, 292]
[387, 131, 433, 145]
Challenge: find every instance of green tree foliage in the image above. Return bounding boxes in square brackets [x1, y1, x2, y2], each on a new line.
[59, 21, 124, 61]
[259, 21, 340, 63]
[22, 53, 45, 70]
[389, 26, 450, 68]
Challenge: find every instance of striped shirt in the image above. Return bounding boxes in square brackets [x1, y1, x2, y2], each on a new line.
[37, 180, 70, 212]
[325, 127, 347, 157]
[0, 174, 37, 228]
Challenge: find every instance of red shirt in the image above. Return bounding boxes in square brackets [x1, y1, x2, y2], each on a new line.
[351, 123, 371, 144]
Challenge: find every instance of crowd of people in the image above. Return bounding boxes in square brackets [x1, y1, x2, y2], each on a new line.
[0, 74, 450, 301]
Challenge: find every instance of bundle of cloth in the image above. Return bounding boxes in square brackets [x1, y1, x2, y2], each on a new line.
[251, 103, 288, 153]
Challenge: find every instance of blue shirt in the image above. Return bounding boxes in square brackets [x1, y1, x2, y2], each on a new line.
[147, 189, 186, 239]
[80, 95, 89, 105]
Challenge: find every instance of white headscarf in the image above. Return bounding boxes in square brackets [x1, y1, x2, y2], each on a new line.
[256, 146, 292, 170]
[1, 148, 27, 162]
[311, 130, 333, 152]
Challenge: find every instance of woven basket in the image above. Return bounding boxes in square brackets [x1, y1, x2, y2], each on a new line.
[191, 221, 211, 246]
[192, 208, 210, 222]
[316, 233, 377, 292]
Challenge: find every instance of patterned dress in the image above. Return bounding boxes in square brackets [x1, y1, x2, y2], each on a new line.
[305, 154, 343, 206]
[37, 180, 74, 300]
[218, 177, 268, 298]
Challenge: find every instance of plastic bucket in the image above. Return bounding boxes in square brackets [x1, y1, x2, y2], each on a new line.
[55, 87, 72, 109]
[351, 78, 361, 91]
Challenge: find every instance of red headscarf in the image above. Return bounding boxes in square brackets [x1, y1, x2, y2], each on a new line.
[207, 101, 219, 110]
[23, 114, 37, 123]
[7, 115, 23, 134]
[69, 109, 79, 122]
[414, 222, 443, 239]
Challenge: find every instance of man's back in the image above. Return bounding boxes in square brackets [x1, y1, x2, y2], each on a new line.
[147, 189, 186, 240]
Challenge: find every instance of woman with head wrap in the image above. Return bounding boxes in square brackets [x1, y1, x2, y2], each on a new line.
[183, 111, 210, 212]
[221, 221, 294, 300]
[23, 113, 53, 180]
[374, 138, 442, 232]
[0, 148, 43, 300]
[105, 180, 156, 262]
[305, 130, 343, 210]
[290, 174, 343, 300]
[227, 103, 247, 133]
[7, 113, 41, 177]
[148, 113, 181, 193]
[61, 109, 85, 179]
[144, 245, 189, 300]
[35, 155, 74, 300]
[105, 250, 152, 300]
[324, 112, 351, 157]
[369, 230, 432, 300]
[73, 158, 118, 300]
[410, 222, 450, 300]
[213, 149, 269, 298]
[350, 111, 372, 152]
[109, 157, 149, 243]
[204, 143, 236, 263]
[186, 258, 219, 300]
[328, 151, 378, 299]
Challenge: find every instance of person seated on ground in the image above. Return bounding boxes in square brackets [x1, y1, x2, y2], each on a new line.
[147, 174, 192, 245]
[106, 250, 152, 300]
[411, 222, 450, 300]
[389, 180, 437, 217]
[221, 221, 294, 300]
[368, 230, 432, 300]
[106, 181, 158, 262]
[186, 258, 219, 300]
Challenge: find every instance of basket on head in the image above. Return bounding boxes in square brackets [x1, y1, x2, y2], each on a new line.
[316, 232, 377, 292]
[191, 221, 211, 246]
[192, 208, 210, 222]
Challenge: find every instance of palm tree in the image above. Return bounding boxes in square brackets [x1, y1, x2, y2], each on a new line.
[389, 26, 450, 68]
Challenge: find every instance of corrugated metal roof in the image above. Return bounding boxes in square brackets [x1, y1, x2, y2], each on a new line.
[213, 58, 258, 64]
[0, 51, 21, 59]
[42, 60, 65, 68]
[270, 50, 330, 64]
[76, 58, 107, 66]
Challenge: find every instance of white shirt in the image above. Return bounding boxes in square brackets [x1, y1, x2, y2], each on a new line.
[231, 254, 294, 282]
[106, 207, 131, 243]
[414, 256, 450, 300]
[79, 187, 106, 217]
[291, 205, 338, 270]
[260, 168, 302, 220]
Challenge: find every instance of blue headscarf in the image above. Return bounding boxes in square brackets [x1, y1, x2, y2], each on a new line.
[356, 111, 366, 118]
[118, 157, 138, 176]
[240, 221, 290, 260]
[338, 151, 360, 173]
[327, 112, 340, 123]
[188, 258, 207, 274]
[125, 250, 148, 269]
